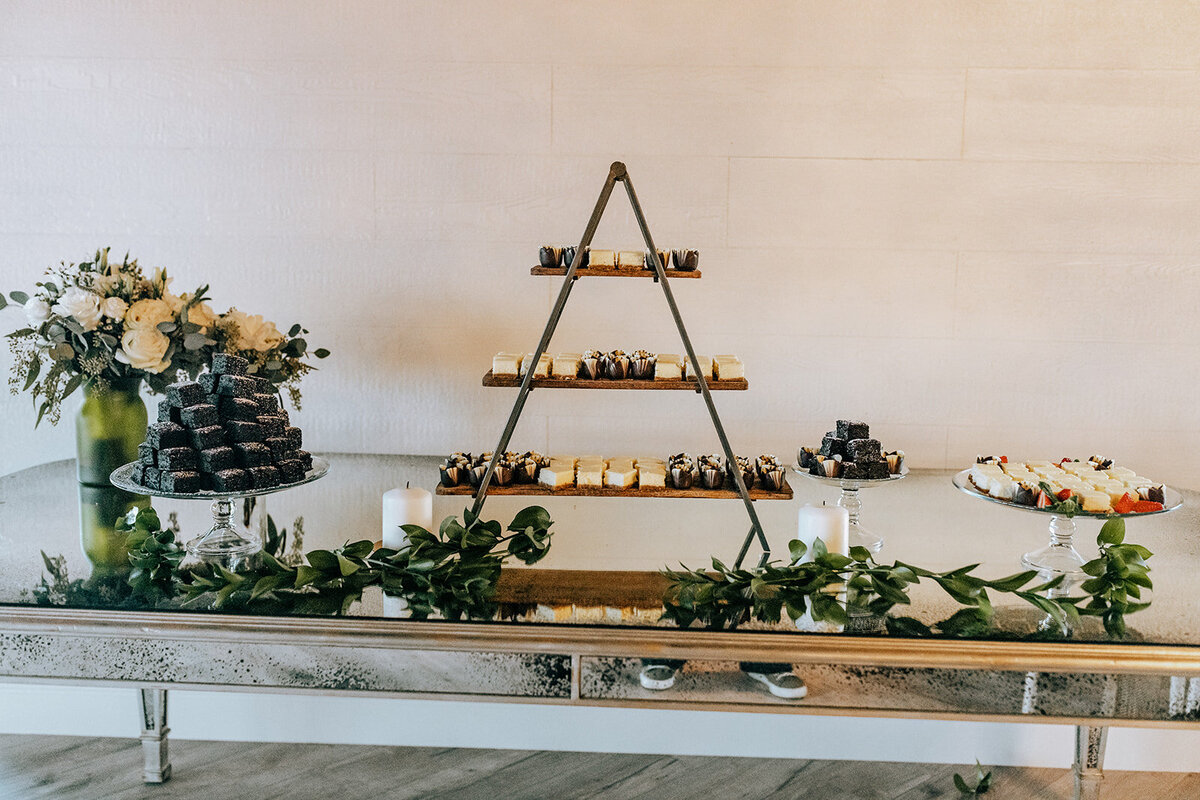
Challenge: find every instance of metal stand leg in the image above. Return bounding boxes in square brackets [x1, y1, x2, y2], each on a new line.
[1072, 725, 1107, 800]
[138, 688, 171, 783]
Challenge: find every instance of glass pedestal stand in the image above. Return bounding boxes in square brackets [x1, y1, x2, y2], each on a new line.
[794, 467, 908, 555]
[108, 457, 329, 571]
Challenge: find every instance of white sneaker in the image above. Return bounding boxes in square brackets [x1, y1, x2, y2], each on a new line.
[746, 671, 807, 699]
[639, 664, 677, 691]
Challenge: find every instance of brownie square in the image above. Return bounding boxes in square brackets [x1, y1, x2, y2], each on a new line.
[146, 422, 188, 449]
[232, 441, 271, 468]
[219, 396, 260, 421]
[210, 468, 249, 493]
[277, 407, 290, 426]
[138, 443, 156, 466]
[157, 447, 198, 471]
[836, 420, 869, 441]
[264, 437, 293, 461]
[247, 465, 280, 489]
[283, 426, 302, 450]
[253, 393, 280, 414]
[256, 414, 285, 439]
[225, 420, 264, 443]
[217, 374, 256, 397]
[160, 470, 202, 493]
[840, 461, 863, 479]
[846, 438, 882, 463]
[276, 459, 306, 483]
[819, 435, 846, 458]
[247, 375, 272, 394]
[860, 461, 889, 480]
[198, 372, 219, 394]
[180, 403, 219, 429]
[166, 381, 205, 408]
[199, 446, 236, 473]
[190, 425, 226, 451]
[211, 353, 248, 375]
[295, 450, 313, 470]
[156, 400, 182, 424]
[131, 463, 146, 484]
[143, 466, 162, 490]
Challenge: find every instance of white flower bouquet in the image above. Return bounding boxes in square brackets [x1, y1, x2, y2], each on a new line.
[3, 248, 329, 425]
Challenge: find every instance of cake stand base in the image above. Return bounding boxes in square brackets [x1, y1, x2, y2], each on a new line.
[1020, 515, 1086, 578]
[840, 488, 884, 554]
[184, 498, 262, 571]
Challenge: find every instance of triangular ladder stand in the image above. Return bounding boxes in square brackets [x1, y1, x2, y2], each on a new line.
[470, 161, 771, 568]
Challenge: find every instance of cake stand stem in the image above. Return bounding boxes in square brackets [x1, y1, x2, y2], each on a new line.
[1021, 515, 1085, 635]
[839, 486, 883, 554]
[183, 497, 262, 571]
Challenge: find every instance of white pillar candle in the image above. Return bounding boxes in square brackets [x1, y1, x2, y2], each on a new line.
[796, 503, 850, 559]
[382, 485, 433, 550]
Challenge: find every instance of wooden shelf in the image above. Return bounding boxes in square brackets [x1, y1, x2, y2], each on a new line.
[531, 266, 701, 279]
[482, 370, 747, 391]
[436, 479, 791, 501]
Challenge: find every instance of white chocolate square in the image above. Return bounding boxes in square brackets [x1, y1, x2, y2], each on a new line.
[589, 249, 616, 268]
[492, 352, 520, 376]
[538, 463, 574, 488]
[577, 462, 605, 487]
[617, 250, 644, 269]
[683, 355, 713, 380]
[604, 466, 637, 488]
[637, 467, 665, 488]
[1079, 491, 1112, 512]
[713, 356, 744, 380]
[654, 354, 683, 381]
[551, 353, 581, 378]
[520, 353, 551, 378]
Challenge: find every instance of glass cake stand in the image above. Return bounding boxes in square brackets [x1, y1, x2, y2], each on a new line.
[951, 469, 1182, 579]
[793, 466, 908, 554]
[110, 457, 329, 570]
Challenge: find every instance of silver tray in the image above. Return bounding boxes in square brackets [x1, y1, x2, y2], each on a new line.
[952, 469, 1181, 519]
[793, 465, 908, 491]
[110, 456, 330, 500]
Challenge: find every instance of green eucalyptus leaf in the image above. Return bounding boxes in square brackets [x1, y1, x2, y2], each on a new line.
[10, 291, 29, 304]
[314, 348, 330, 358]
[1098, 517, 1125, 546]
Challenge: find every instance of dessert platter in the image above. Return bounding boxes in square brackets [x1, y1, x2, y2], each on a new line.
[109, 354, 327, 568]
[793, 420, 906, 553]
[531, 245, 702, 278]
[953, 456, 1182, 577]
[484, 350, 747, 390]
[437, 451, 792, 500]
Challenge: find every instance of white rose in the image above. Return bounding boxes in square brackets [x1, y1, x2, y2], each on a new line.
[124, 298, 175, 331]
[163, 293, 184, 314]
[115, 327, 171, 373]
[101, 296, 128, 320]
[186, 300, 217, 330]
[51, 286, 103, 332]
[224, 308, 285, 352]
[24, 297, 51, 327]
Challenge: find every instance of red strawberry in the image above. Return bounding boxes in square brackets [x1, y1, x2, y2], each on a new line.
[1113, 493, 1136, 515]
[1035, 491, 1052, 509]
[1056, 488, 1073, 501]
[1000, 455, 1008, 463]
[1132, 500, 1164, 513]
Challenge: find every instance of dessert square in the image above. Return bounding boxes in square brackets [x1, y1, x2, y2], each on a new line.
[836, 420, 869, 441]
[157, 447, 198, 471]
[276, 459, 306, 483]
[637, 467, 666, 488]
[219, 396, 260, 421]
[138, 443, 156, 466]
[160, 470, 201, 493]
[283, 426, 303, 450]
[538, 462, 574, 489]
[1079, 491, 1112, 512]
[551, 353, 582, 379]
[589, 249, 616, 268]
[166, 381, 205, 408]
[199, 446, 236, 473]
[146, 422, 188, 450]
[492, 352, 520, 376]
[225, 420, 264, 443]
[819, 435, 846, 458]
[254, 393, 280, 415]
[131, 464, 146, 484]
[198, 372, 219, 394]
[846, 438, 882, 463]
[210, 468, 249, 493]
[616, 250, 644, 270]
[604, 465, 637, 489]
[180, 403, 219, 430]
[713, 356, 744, 380]
[295, 450, 314, 470]
[217, 374, 256, 398]
[683, 355, 713, 380]
[519, 353, 552, 378]
[143, 466, 162, 490]
[233, 442, 272, 468]
[577, 461, 605, 487]
[211, 353, 248, 375]
[247, 465, 281, 489]
[190, 425, 226, 451]
[256, 414, 286, 439]
[157, 400, 182, 424]
[654, 354, 682, 381]
[862, 461, 890, 480]
[264, 437, 293, 461]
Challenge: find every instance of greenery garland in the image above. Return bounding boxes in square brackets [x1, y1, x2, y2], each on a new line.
[662, 517, 1151, 637]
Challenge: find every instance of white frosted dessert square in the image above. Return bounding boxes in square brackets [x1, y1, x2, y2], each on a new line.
[654, 354, 683, 381]
[635, 456, 665, 467]
[577, 462, 605, 487]
[606, 458, 635, 471]
[637, 467, 665, 488]
[492, 352, 520, 376]
[683, 355, 713, 380]
[616, 250, 644, 269]
[589, 249, 616, 267]
[519, 353, 552, 378]
[713, 356, 744, 380]
[1106, 467, 1136, 479]
[987, 478, 1016, 500]
[1079, 492, 1111, 512]
[604, 466, 637, 488]
[538, 462, 575, 488]
[551, 353, 581, 378]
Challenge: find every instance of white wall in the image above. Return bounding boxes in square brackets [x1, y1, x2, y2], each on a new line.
[4, 0, 1200, 772]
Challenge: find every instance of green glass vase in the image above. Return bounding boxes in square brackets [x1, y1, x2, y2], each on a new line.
[75, 377, 147, 486]
[75, 376, 150, 574]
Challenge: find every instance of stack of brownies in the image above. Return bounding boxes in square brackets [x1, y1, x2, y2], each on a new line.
[131, 353, 312, 493]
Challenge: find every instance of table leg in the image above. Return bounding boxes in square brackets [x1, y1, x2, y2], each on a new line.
[1073, 724, 1107, 800]
[138, 688, 171, 783]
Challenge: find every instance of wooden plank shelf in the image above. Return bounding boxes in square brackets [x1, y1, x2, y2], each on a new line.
[482, 370, 747, 391]
[531, 266, 701, 279]
[436, 479, 791, 501]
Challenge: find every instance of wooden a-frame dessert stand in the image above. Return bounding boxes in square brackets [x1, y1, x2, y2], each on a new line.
[446, 161, 784, 568]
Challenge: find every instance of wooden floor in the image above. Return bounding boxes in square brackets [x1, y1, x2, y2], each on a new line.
[1, 735, 1198, 799]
